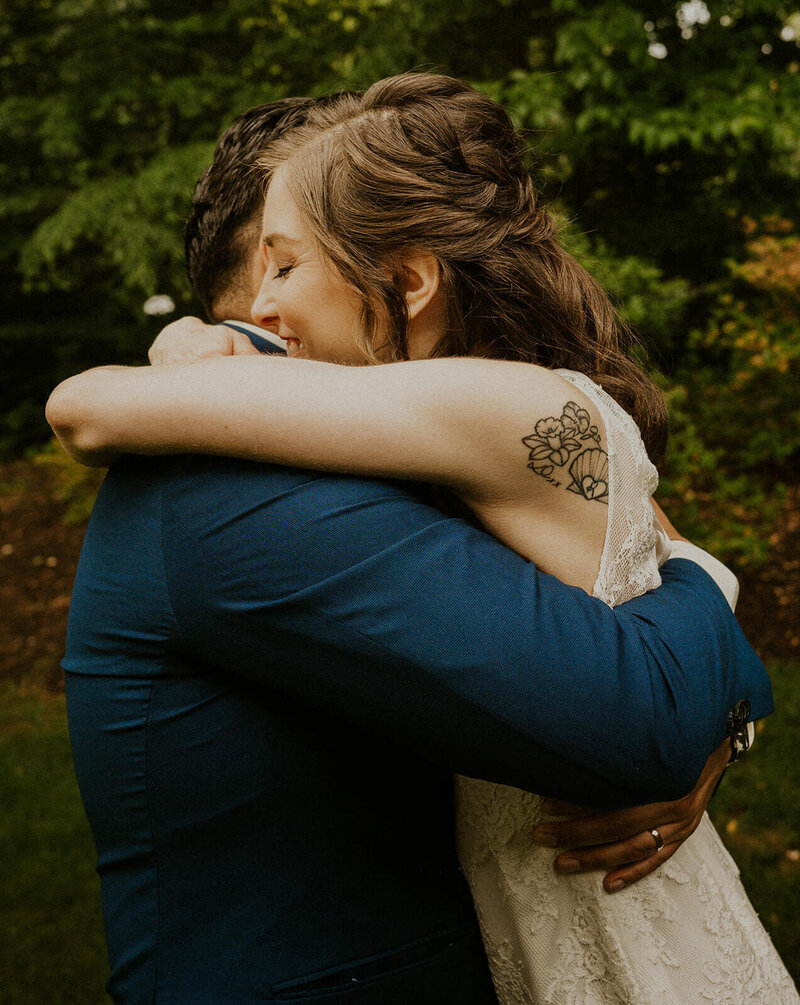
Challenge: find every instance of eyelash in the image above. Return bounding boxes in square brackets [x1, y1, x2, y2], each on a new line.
[274, 264, 293, 279]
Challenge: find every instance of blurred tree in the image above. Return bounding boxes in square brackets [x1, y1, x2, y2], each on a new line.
[494, 2, 800, 286]
[6, 0, 798, 321]
[2, 0, 798, 563]
[658, 215, 799, 564]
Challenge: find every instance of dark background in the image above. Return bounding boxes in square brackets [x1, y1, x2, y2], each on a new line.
[0, 2, 797, 1000]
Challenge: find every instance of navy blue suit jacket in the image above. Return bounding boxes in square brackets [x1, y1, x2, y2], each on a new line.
[64, 446, 772, 1002]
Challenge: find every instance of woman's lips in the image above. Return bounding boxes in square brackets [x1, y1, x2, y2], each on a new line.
[282, 336, 303, 356]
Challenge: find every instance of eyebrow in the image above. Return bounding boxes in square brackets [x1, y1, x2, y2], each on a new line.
[261, 232, 302, 248]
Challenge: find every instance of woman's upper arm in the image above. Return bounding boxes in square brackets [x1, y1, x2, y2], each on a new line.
[45, 355, 585, 503]
[213, 355, 571, 499]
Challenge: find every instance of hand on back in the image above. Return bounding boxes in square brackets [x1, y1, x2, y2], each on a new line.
[532, 737, 731, 892]
[148, 316, 261, 366]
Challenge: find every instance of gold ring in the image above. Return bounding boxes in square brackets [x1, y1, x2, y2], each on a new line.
[649, 827, 665, 852]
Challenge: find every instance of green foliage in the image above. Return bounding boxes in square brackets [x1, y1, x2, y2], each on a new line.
[6, 0, 795, 315]
[660, 217, 800, 566]
[0, 688, 110, 1004]
[709, 658, 800, 976]
[20, 143, 213, 307]
[658, 383, 788, 566]
[560, 226, 693, 354]
[493, 2, 800, 277]
[34, 440, 105, 524]
[0, 310, 156, 461]
[688, 226, 800, 474]
[1, 0, 799, 563]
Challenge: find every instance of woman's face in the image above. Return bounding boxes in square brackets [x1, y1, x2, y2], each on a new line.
[250, 168, 370, 364]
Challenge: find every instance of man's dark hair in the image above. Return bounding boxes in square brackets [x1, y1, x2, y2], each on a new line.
[185, 96, 343, 317]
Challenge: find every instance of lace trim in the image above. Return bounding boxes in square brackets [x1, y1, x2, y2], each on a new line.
[554, 369, 661, 607]
[455, 371, 798, 1004]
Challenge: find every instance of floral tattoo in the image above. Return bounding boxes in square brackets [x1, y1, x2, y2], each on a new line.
[521, 401, 609, 504]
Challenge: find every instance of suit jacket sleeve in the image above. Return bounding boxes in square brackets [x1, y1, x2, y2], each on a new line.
[162, 458, 773, 808]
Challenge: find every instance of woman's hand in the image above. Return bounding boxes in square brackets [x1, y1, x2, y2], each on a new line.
[148, 316, 261, 366]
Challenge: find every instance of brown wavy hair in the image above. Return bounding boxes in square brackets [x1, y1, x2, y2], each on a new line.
[185, 96, 346, 317]
[258, 73, 667, 463]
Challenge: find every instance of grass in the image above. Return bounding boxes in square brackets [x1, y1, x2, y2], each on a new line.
[1, 687, 111, 1005]
[2, 665, 798, 1003]
[708, 658, 800, 981]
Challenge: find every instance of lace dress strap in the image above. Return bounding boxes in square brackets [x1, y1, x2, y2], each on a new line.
[554, 369, 663, 606]
[454, 368, 799, 1005]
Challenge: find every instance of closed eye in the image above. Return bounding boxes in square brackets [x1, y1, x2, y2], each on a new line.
[275, 264, 293, 279]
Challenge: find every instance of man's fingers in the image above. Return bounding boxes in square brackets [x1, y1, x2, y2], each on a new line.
[539, 797, 589, 817]
[553, 825, 684, 874]
[601, 840, 682, 893]
[533, 799, 688, 849]
[533, 738, 732, 891]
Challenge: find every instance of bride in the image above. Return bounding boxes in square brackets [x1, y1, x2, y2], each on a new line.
[47, 73, 797, 1003]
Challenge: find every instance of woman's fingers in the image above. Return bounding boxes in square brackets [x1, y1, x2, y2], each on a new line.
[230, 330, 262, 356]
[148, 317, 207, 364]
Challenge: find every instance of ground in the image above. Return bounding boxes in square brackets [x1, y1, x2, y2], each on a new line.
[1, 456, 798, 688]
[0, 458, 90, 692]
[736, 490, 800, 659]
[2, 455, 798, 997]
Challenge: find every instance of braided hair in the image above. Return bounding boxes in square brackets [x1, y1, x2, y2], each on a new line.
[258, 73, 667, 463]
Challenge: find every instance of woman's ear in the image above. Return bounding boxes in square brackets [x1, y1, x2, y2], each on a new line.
[398, 253, 441, 320]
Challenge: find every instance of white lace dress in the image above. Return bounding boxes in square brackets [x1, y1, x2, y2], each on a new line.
[455, 369, 798, 1004]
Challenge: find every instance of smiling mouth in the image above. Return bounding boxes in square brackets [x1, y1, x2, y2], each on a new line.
[281, 336, 303, 356]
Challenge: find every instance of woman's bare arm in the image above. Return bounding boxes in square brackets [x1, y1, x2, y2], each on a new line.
[46, 353, 601, 511]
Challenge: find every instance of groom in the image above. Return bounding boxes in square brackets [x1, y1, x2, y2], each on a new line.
[60, 98, 772, 1005]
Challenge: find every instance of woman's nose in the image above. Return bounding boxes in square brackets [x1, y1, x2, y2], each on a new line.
[250, 279, 279, 332]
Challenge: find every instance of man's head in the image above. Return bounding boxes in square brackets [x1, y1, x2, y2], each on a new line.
[185, 96, 344, 321]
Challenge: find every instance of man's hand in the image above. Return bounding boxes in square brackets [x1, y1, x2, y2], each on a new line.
[148, 316, 261, 366]
[531, 737, 730, 892]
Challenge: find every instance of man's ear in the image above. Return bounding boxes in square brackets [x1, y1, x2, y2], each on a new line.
[398, 253, 441, 320]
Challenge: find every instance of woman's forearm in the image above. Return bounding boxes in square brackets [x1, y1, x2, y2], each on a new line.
[47, 358, 316, 466]
[45, 355, 478, 484]
[44, 354, 581, 522]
